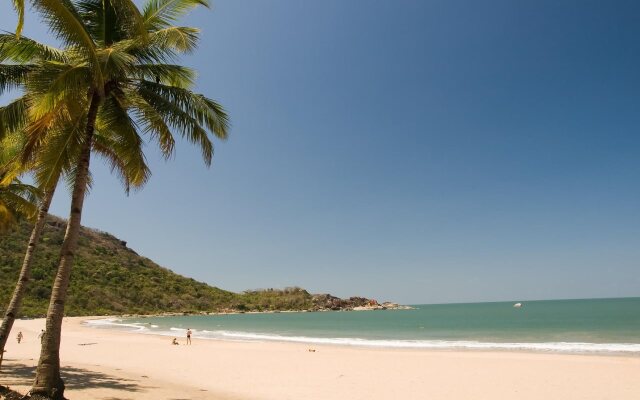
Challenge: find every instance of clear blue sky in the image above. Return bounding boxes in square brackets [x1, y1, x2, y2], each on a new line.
[2, 0, 639, 304]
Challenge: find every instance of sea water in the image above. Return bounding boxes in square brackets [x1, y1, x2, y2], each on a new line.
[85, 297, 640, 354]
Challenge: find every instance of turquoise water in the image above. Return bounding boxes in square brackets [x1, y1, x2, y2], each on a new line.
[87, 297, 640, 354]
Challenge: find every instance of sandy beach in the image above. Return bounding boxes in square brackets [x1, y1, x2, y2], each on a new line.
[0, 317, 638, 399]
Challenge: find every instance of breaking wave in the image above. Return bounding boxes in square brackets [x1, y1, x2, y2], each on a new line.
[83, 318, 640, 354]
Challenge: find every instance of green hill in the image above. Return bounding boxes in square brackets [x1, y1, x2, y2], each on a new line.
[0, 216, 317, 317]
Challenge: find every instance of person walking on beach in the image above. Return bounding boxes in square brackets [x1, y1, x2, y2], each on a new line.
[186, 328, 192, 345]
[16, 332, 23, 344]
[38, 330, 45, 344]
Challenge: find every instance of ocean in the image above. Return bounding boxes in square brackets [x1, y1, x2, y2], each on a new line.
[86, 297, 640, 354]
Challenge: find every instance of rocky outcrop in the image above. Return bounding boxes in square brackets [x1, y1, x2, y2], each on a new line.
[382, 302, 414, 310]
[311, 294, 387, 311]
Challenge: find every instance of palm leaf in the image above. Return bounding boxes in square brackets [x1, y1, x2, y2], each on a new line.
[0, 64, 34, 96]
[125, 91, 176, 159]
[31, 0, 104, 90]
[137, 80, 229, 139]
[30, 115, 85, 191]
[0, 177, 39, 231]
[25, 62, 91, 121]
[134, 81, 228, 165]
[94, 95, 151, 191]
[132, 63, 195, 88]
[0, 34, 68, 63]
[12, 0, 25, 38]
[143, 0, 209, 30]
[77, 0, 148, 46]
[97, 46, 136, 79]
[149, 26, 200, 54]
[0, 96, 30, 140]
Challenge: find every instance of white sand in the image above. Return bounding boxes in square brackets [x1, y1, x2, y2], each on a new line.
[1, 317, 639, 399]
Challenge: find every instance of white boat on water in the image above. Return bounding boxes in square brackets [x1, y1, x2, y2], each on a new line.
[513, 303, 522, 308]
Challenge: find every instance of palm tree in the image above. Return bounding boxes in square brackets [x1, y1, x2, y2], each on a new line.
[0, 24, 157, 370]
[0, 181, 56, 371]
[6, 1, 228, 398]
[0, 147, 47, 371]
[0, 125, 152, 372]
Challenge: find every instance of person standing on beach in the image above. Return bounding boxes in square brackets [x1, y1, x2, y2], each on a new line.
[38, 330, 45, 344]
[16, 332, 23, 344]
[186, 329, 192, 345]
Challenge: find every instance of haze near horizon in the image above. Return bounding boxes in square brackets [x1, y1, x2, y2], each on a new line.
[1, 0, 638, 304]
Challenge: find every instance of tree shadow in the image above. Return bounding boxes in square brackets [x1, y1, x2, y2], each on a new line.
[0, 362, 156, 393]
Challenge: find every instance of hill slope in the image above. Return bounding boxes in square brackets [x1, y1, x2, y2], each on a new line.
[0, 216, 328, 317]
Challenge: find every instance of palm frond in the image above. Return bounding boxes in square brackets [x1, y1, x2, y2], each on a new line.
[0, 64, 33, 97]
[0, 34, 68, 63]
[143, 0, 209, 30]
[134, 81, 229, 165]
[110, 0, 149, 40]
[196, 96, 229, 140]
[127, 91, 176, 159]
[12, 0, 25, 38]
[30, 114, 85, 190]
[132, 63, 195, 88]
[25, 62, 91, 121]
[77, 0, 147, 46]
[0, 132, 31, 186]
[138, 80, 229, 139]
[63, 162, 93, 194]
[0, 96, 30, 140]
[94, 95, 151, 191]
[31, 0, 104, 90]
[119, 26, 200, 62]
[149, 26, 200, 54]
[4, 180, 40, 203]
[20, 96, 84, 172]
[0, 177, 39, 231]
[97, 46, 136, 79]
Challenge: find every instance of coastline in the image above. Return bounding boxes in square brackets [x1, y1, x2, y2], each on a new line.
[109, 302, 415, 318]
[84, 315, 640, 354]
[1, 317, 639, 399]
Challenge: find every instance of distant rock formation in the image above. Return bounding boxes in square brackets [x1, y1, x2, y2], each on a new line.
[310, 295, 412, 311]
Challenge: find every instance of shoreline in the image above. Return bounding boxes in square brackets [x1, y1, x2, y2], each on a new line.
[83, 304, 416, 319]
[83, 315, 640, 356]
[1, 317, 639, 399]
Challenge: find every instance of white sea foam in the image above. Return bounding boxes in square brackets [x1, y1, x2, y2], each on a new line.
[83, 318, 147, 332]
[207, 331, 640, 353]
[82, 319, 640, 354]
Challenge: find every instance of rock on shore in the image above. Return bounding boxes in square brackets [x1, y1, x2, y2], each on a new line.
[310, 295, 412, 311]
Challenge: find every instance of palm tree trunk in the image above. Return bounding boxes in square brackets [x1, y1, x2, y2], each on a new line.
[0, 182, 57, 371]
[30, 92, 101, 400]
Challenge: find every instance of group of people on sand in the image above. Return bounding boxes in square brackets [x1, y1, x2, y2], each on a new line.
[15, 330, 46, 344]
[172, 328, 192, 346]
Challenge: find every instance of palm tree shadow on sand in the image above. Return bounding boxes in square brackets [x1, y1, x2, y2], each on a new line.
[0, 361, 157, 394]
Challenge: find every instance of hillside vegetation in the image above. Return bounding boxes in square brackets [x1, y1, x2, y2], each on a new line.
[0, 216, 331, 317]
